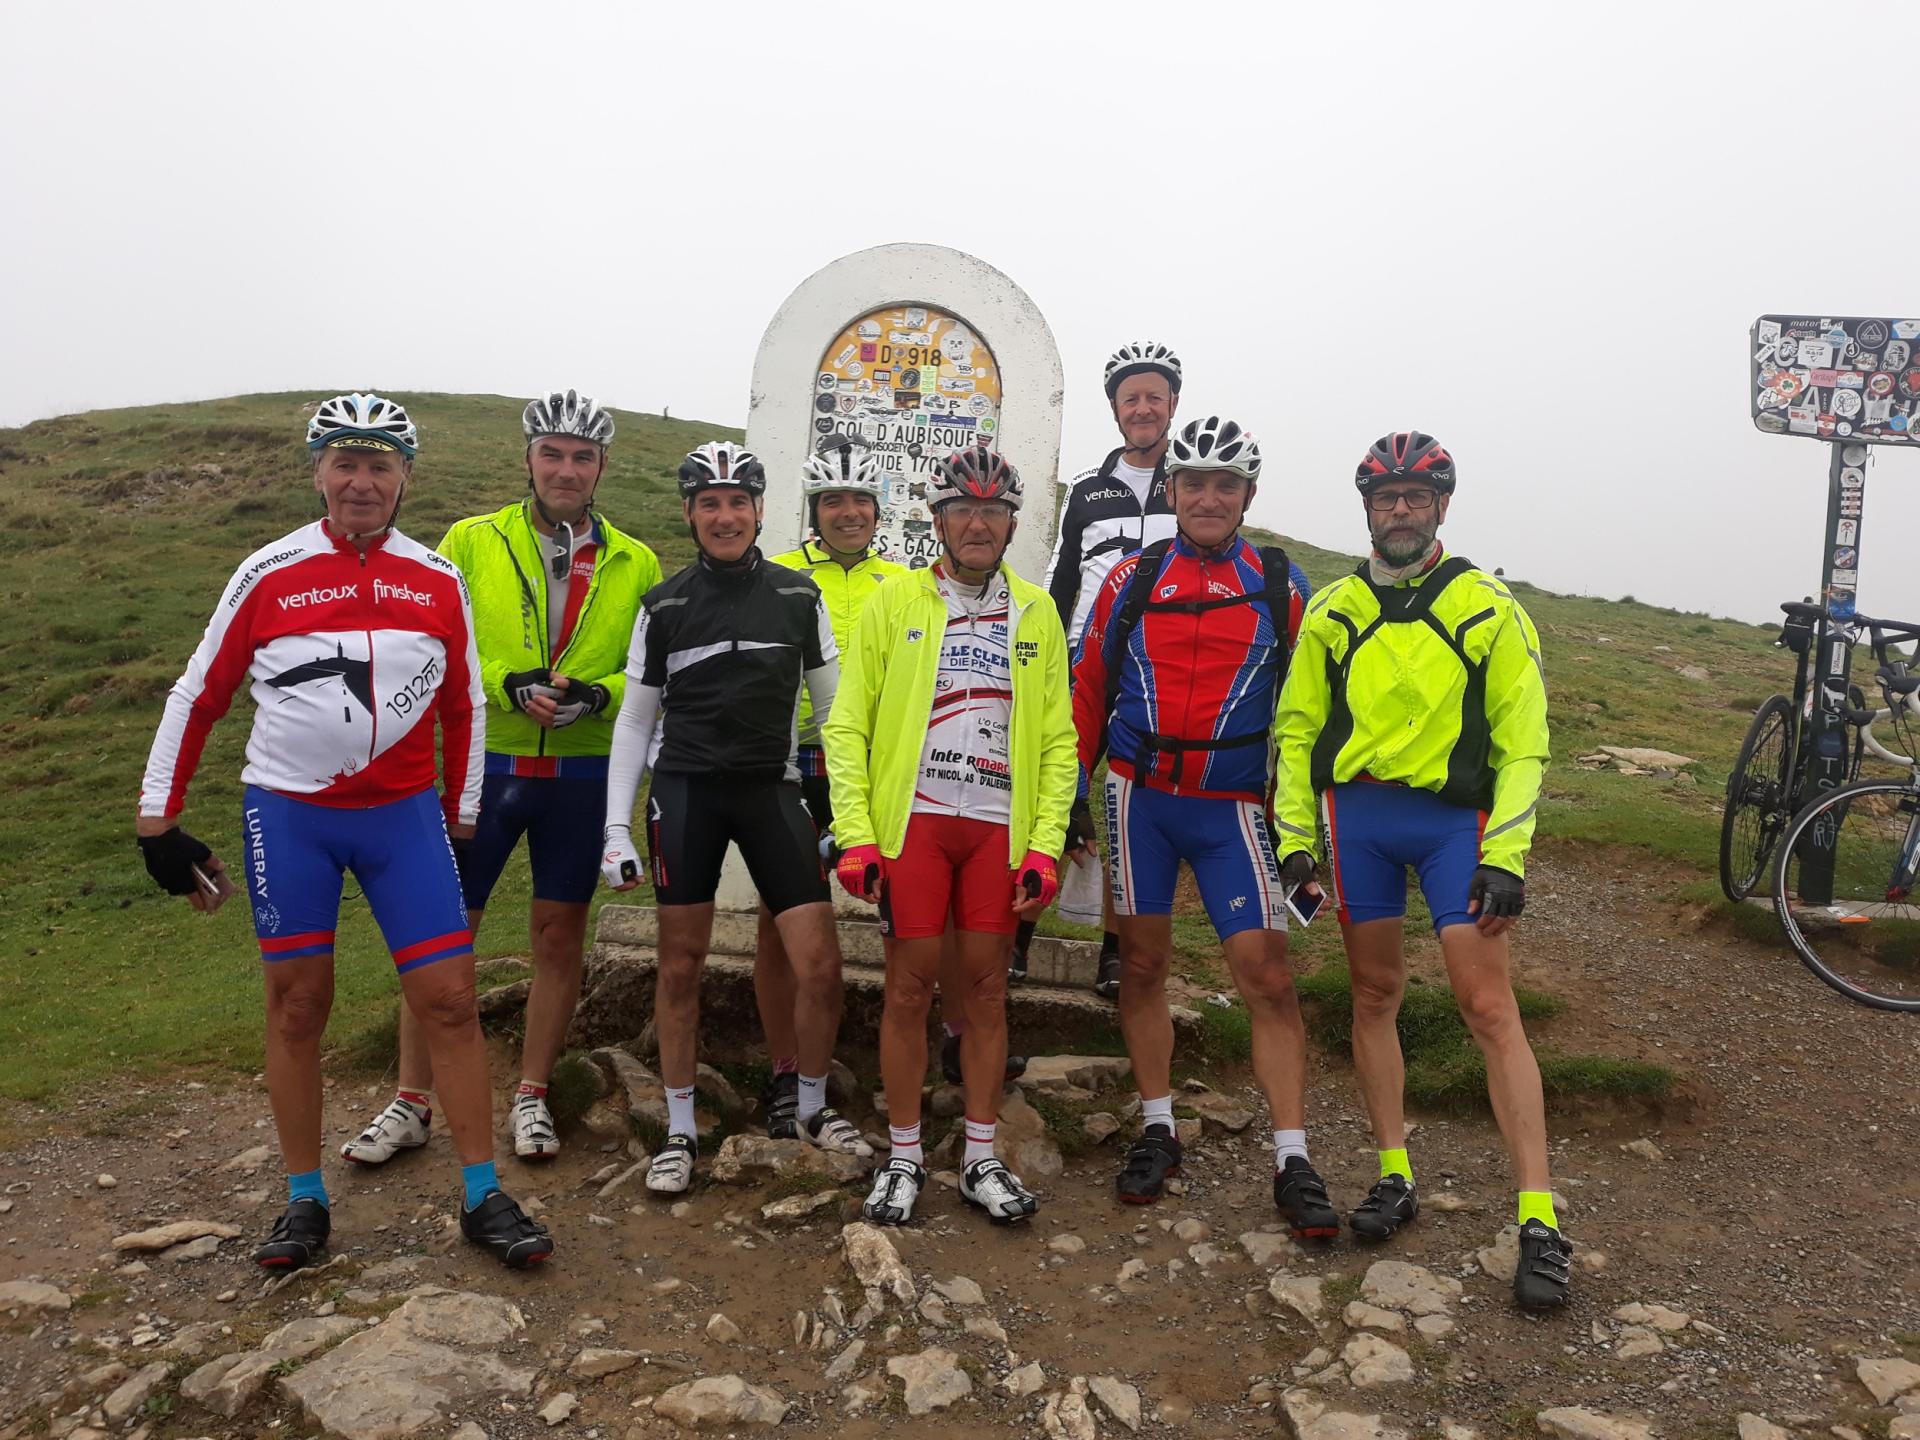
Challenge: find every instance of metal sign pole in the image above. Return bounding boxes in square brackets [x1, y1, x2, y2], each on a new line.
[1799, 441, 1870, 903]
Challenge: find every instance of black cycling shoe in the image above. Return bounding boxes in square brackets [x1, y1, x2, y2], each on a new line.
[1115, 1125, 1183, 1204]
[1349, 1174, 1418, 1241]
[761, 1072, 799, 1140]
[1512, 1219, 1572, 1310]
[461, 1190, 554, 1269]
[1093, 949, 1121, 1000]
[254, 1198, 330, 1271]
[939, 1032, 1027, 1087]
[1274, 1156, 1340, 1240]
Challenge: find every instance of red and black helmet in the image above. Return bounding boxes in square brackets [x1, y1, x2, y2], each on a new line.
[1355, 431, 1455, 496]
[930, 444, 1024, 511]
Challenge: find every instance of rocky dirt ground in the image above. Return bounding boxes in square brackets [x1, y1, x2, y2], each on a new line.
[1, 841, 1918, 1440]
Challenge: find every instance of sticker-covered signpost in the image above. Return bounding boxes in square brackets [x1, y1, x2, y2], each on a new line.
[1750, 313, 1920, 901]
[723, 244, 1065, 912]
[748, 242, 1064, 578]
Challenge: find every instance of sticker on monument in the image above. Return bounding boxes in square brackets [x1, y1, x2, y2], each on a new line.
[813, 304, 1003, 565]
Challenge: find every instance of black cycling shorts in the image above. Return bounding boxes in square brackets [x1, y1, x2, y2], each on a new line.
[645, 771, 830, 914]
[799, 773, 833, 835]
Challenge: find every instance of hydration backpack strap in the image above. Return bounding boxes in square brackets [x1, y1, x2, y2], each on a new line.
[1097, 539, 1177, 758]
[1355, 554, 1475, 625]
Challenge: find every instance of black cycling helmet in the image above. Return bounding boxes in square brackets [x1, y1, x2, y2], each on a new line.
[1355, 432, 1455, 496]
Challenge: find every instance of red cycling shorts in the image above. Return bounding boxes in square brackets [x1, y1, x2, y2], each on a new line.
[881, 812, 1018, 939]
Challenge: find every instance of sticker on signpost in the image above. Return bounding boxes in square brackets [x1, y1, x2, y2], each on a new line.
[1753, 314, 1920, 445]
[810, 304, 1003, 568]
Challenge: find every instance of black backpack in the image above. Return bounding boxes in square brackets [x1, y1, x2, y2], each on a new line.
[1307, 554, 1491, 809]
[1095, 538, 1296, 786]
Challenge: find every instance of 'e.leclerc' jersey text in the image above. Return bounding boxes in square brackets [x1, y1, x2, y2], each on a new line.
[140, 521, 486, 827]
[913, 567, 1014, 823]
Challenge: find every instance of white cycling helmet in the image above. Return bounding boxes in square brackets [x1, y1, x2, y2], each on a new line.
[524, 388, 615, 448]
[801, 442, 884, 499]
[307, 392, 418, 457]
[1168, 416, 1261, 482]
[1103, 340, 1183, 400]
[678, 441, 767, 498]
[929, 444, 1024, 511]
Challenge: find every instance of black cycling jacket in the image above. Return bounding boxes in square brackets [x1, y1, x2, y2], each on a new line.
[634, 550, 836, 781]
[1043, 447, 1177, 645]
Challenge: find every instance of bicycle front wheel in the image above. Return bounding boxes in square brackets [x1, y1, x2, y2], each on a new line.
[1771, 777, 1920, 1011]
[1721, 694, 1793, 902]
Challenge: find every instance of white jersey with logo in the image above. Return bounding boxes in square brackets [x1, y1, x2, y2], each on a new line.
[912, 566, 1014, 823]
[140, 521, 485, 827]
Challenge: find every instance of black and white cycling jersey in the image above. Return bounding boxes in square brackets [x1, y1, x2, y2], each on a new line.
[1043, 447, 1178, 646]
[606, 550, 837, 796]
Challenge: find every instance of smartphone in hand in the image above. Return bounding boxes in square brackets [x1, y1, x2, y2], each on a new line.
[1284, 880, 1325, 928]
[191, 863, 236, 913]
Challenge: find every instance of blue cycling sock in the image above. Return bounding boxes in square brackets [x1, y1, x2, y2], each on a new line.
[461, 1160, 500, 1211]
[288, 1168, 329, 1208]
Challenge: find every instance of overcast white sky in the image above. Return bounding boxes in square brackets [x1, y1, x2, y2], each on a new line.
[5, 1, 1918, 623]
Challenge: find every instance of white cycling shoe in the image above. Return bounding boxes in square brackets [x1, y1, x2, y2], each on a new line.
[511, 1093, 560, 1160]
[862, 1157, 927, 1225]
[340, 1098, 430, 1165]
[802, 1106, 874, 1158]
[961, 1157, 1039, 1225]
[646, 1134, 697, 1195]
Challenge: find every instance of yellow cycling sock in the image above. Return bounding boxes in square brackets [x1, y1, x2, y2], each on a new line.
[1378, 1148, 1413, 1183]
[1517, 1190, 1557, 1228]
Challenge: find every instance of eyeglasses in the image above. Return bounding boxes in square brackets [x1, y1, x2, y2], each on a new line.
[941, 501, 1014, 524]
[1365, 489, 1437, 513]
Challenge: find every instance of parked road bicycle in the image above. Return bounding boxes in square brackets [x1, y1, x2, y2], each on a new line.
[1719, 602, 1871, 903]
[1766, 610, 1920, 1012]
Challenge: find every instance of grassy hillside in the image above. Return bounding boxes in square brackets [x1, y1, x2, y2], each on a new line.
[0, 391, 1796, 1103]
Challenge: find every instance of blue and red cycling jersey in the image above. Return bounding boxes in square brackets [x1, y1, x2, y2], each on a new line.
[1072, 535, 1310, 803]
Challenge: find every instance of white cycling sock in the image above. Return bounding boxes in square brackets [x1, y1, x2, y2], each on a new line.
[889, 1123, 924, 1165]
[797, 1074, 827, 1123]
[1274, 1128, 1310, 1168]
[666, 1084, 697, 1137]
[963, 1116, 996, 1167]
[1141, 1094, 1176, 1134]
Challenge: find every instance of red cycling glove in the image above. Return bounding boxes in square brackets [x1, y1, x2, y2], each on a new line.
[1015, 850, 1059, 908]
[836, 844, 884, 902]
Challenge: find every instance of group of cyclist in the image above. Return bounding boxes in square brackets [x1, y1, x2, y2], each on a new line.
[137, 337, 1570, 1311]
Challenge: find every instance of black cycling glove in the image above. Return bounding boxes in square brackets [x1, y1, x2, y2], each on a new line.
[1064, 798, 1096, 856]
[138, 827, 213, 896]
[1467, 864, 1526, 920]
[1279, 850, 1317, 890]
[549, 681, 611, 729]
[503, 667, 558, 712]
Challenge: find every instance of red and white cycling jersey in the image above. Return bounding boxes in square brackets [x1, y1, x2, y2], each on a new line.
[140, 521, 485, 826]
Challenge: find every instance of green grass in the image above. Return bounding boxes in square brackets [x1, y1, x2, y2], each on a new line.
[1296, 962, 1672, 1108]
[761, 1167, 839, 1200]
[546, 1051, 604, 1130]
[1023, 1088, 1099, 1160]
[0, 391, 1787, 1108]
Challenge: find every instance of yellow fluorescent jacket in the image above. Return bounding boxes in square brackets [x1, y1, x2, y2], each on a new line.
[821, 562, 1078, 865]
[1272, 552, 1550, 876]
[767, 540, 909, 747]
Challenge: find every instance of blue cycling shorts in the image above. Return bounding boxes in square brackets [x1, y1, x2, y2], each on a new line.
[458, 754, 609, 910]
[1321, 780, 1484, 933]
[241, 785, 473, 972]
[1104, 769, 1284, 940]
